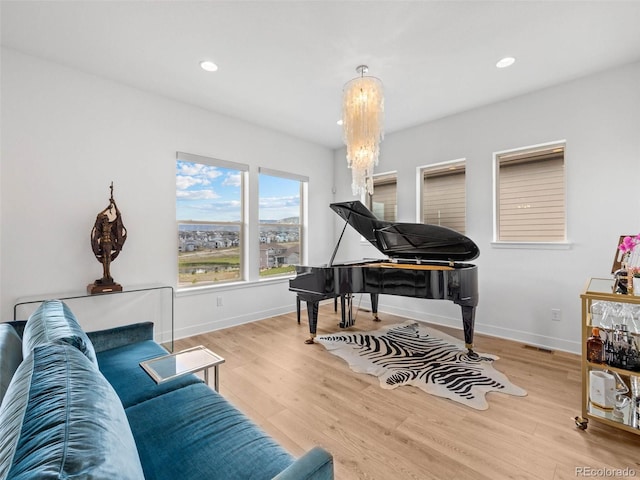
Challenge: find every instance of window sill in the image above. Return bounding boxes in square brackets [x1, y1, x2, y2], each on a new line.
[490, 241, 572, 250]
[175, 275, 294, 297]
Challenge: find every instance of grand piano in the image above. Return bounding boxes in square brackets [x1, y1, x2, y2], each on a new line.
[289, 200, 480, 351]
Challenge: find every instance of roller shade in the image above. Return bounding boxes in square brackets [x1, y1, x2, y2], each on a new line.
[497, 146, 565, 241]
[423, 169, 466, 234]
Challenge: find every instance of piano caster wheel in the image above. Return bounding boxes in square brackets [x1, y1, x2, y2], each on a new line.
[574, 416, 588, 430]
[304, 337, 315, 345]
[373, 314, 381, 322]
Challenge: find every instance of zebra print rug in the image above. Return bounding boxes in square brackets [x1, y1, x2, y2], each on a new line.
[317, 321, 527, 410]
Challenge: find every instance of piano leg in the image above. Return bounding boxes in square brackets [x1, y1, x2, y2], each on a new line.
[339, 295, 355, 328]
[370, 293, 380, 321]
[461, 305, 476, 352]
[304, 300, 319, 344]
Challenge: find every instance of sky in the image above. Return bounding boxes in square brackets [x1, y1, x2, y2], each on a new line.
[176, 160, 300, 222]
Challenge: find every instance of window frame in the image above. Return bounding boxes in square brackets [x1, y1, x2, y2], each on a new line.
[492, 140, 568, 246]
[176, 152, 248, 290]
[364, 171, 397, 222]
[258, 167, 307, 279]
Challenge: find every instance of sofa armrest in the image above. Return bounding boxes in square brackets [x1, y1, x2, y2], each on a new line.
[5, 321, 26, 339]
[87, 322, 154, 353]
[272, 447, 334, 480]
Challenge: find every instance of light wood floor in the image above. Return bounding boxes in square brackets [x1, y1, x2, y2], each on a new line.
[174, 305, 640, 480]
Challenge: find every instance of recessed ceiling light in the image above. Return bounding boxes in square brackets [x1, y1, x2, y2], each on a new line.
[496, 57, 516, 69]
[200, 60, 218, 72]
[337, 119, 343, 126]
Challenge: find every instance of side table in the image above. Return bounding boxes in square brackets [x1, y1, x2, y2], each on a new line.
[140, 345, 225, 391]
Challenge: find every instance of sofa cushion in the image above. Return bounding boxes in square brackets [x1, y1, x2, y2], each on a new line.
[96, 340, 203, 408]
[0, 325, 23, 406]
[125, 383, 295, 480]
[0, 343, 145, 480]
[22, 300, 97, 366]
[87, 322, 154, 353]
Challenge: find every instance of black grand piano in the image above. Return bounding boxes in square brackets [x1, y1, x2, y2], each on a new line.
[289, 200, 480, 351]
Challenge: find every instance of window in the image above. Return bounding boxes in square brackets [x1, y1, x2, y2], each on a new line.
[420, 160, 466, 233]
[366, 172, 397, 221]
[176, 152, 247, 288]
[258, 168, 306, 278]
[494, 142, 566, 242]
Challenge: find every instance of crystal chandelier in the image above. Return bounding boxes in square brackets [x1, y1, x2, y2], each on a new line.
[342, 65, 384, 196]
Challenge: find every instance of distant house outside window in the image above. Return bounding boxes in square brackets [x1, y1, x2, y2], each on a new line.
[259, 168, 306, 277]
[366, 172, 397, 221]
[420, 160, 466, 234]
[494, 142, 566, 242]
[176, 152, 247, 288]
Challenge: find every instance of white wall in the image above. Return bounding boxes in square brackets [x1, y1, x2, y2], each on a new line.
[332, 61, 640, 353]
[4, 47, 639, 354]
[0, 48, 336, 339]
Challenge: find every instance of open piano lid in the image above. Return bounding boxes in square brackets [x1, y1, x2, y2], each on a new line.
[330, 200, 479, 262]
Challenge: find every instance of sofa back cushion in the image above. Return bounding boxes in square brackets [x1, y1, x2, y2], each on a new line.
[22, 300, 97, 366]
[0, 343, 145, 480]
[0, 325, 22, 406]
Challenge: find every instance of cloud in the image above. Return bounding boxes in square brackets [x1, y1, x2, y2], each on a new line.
[210, 200, 241, 211]
[222, 173, 242, 187]
[259, 195, 300, 209]
[176, 175, 207, 190]
[177, 161, 222, 180]
[176, 161, 222, 194]
[176, 189, 219, 200]
[182, 200, 241, 221]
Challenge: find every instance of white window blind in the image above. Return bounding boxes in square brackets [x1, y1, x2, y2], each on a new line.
[496, 145, 565, 242]
[422, 164, 466, 234]
[367, 173, 397, 221]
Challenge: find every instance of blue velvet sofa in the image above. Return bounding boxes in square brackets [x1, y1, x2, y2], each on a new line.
[0, 300, 333, 480]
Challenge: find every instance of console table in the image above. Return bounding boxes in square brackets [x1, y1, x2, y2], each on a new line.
[13, 284, 174, 351]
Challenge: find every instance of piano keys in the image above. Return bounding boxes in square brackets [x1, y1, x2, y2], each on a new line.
[289, 200, 479, 351]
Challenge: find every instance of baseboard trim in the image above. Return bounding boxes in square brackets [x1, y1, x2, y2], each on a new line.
[360, 302, 581, 355]
[167, 298, 581, 355]
[167, 304, 295, 342]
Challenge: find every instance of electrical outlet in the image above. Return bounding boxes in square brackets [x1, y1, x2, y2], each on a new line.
[216, 296, 223, 307]
[551, 308, 561, 321]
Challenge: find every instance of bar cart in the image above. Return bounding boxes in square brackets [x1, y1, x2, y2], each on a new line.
[577, 277, 640, 434]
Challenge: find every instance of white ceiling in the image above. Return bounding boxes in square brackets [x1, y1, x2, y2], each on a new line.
[3, 1, 640, 149]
